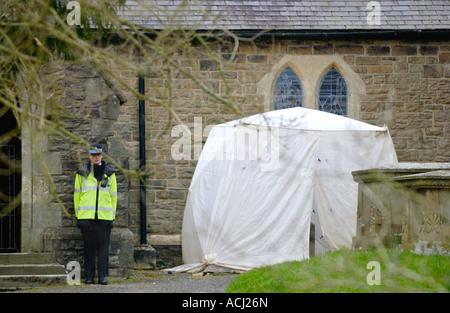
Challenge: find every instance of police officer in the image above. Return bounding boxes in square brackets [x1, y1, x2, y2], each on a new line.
[74, 144, 117, 285]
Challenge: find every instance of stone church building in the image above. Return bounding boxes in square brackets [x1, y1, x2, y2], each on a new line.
[1, 1, 449, 276]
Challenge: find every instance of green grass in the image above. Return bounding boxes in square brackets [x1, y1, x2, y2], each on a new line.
[225, 249, 449, 293]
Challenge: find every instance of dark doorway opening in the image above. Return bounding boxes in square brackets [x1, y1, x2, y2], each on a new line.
[0, 104, 21, 253]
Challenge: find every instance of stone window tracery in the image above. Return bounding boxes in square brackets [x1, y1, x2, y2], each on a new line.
[318, 66, 348, 116]
[273, 66, 303, 110]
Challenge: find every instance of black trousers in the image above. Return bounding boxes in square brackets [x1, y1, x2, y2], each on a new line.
[77, 219, 112, 279]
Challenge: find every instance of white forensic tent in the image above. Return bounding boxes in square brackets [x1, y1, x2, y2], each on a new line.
[173, 107, 398, 272]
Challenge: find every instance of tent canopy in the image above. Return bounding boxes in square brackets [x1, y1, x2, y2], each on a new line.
[174, 107, 398, 272]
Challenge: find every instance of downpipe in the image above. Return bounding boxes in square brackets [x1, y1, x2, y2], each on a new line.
[138, 75, 147, 245]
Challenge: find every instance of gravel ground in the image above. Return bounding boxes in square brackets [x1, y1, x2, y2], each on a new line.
[9, 270, 238, 293]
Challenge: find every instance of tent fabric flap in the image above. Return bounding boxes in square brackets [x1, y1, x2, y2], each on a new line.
[180, 127, 320, 271]
[169, 107, 398, 273]
[313, 130, 398, 250]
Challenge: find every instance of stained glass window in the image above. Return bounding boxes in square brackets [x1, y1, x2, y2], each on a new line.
[273, 66, 303, 110]
[318, 67, 348, 116]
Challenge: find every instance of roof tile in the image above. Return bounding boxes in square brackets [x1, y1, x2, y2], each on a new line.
[120, 0, 450, 30]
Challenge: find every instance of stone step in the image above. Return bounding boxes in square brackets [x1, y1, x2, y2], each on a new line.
[0, 253, 68, 288]
[0, 264, 66, 275]
[0, 253, 56, 265]
[0, 274, 68, 288]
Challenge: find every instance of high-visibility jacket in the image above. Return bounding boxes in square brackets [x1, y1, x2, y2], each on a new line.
[74, 162, 117, 221]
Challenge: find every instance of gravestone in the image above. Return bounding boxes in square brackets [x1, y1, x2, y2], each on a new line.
[352, 163, 450, 254]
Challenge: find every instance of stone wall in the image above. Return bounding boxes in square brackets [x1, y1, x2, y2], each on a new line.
[144, 38, 449, 240]
[38, 37, 449, 268]
[44, 226, 134, 277]
[29, 63, 137, 275]
[44, 63, 134, 231]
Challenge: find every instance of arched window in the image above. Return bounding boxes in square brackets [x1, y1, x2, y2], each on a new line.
[273, 66, 302, 110]
[318, 67, 348, 116]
